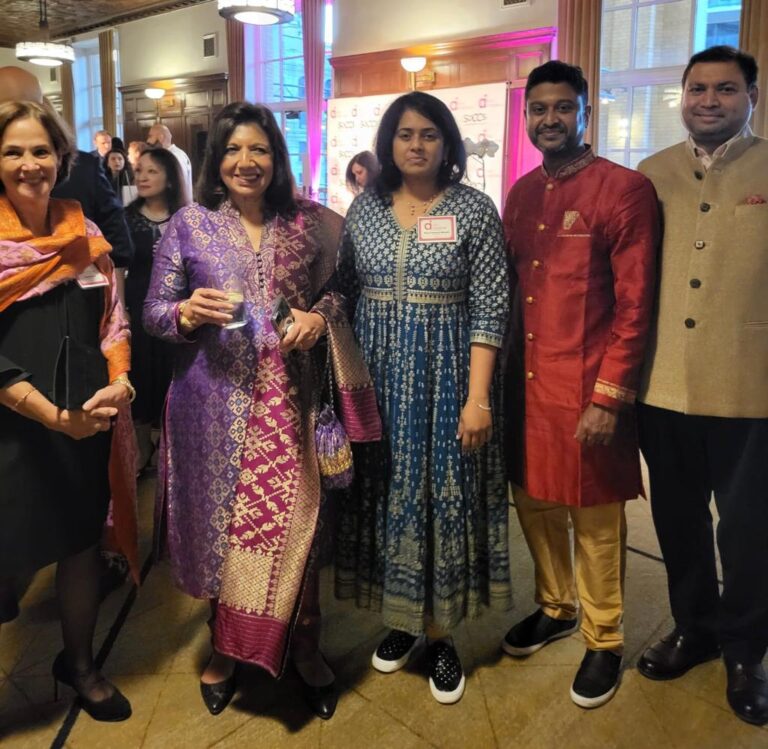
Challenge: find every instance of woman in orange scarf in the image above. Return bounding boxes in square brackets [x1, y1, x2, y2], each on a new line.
[0, 100, 135, 722]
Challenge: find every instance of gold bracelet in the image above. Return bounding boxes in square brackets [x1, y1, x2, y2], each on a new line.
[471, 399, 492, 412]
[177, 299, 193, 329]
[111, 375, 137, 404]
[12, 384, 36, 411]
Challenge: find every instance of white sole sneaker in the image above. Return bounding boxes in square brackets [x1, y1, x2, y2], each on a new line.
[429, 673, 466, 705]
[501, 619, 579, 657]
[371, 634, 425, 673]
[570, 670, 622, 709]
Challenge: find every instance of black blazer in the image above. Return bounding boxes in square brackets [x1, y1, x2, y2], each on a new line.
[52, 151, 134, 268]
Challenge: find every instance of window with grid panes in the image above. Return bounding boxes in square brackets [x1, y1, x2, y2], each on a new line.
[599, 0, 742, 168]
[73, 38, 103, 153]
[244, 5, 333, 203]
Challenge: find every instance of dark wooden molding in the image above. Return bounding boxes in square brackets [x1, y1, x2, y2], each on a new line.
[121, 71, 229, 180]
[331, 28, 556, 98]
[119, 72, 229, 96]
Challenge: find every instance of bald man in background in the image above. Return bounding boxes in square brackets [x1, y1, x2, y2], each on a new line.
[147, 122, 193, 201]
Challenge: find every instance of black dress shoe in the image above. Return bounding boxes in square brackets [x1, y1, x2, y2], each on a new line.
[726, 660, 768, 726]
[301, 679, 338, 720]
[637, 629, 720, 681]
[52, 651, 132, 722]
[200, 669, 237, 716]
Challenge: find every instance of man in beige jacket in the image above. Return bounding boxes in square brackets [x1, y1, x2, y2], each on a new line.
[636, 45, 768, 727]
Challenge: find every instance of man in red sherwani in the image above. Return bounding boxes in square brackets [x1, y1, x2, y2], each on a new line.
[501, 61, 659, 708]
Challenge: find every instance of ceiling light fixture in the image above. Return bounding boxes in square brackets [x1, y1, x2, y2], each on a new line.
[217, 0, 295, 25]
[15, 0, 74, 67]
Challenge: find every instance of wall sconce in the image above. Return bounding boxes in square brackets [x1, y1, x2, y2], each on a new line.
[145, 87, 165, 99]
[401, 56, 428, 91]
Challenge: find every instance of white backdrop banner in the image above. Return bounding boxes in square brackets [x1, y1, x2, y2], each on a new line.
[327, 82, 509, 216]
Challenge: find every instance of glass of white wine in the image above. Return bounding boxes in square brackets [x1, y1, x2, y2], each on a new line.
[214, 268, 247, 330]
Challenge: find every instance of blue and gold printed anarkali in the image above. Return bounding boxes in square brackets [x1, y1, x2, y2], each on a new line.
[335, 183, 512, 634]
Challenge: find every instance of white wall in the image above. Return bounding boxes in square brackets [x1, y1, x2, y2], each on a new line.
[118, 0, 227, 84]
[0, 48, 62, 97]
[332, 0, 557, 56]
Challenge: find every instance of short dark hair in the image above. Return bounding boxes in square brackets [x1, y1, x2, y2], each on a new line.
[682, 45, 758, 88]
[0, 100, 75, 192]
[373, 92, 466, 197]
[525, 60, 589, 103]
[197, 101, 297, 218]
[133, 147, 188, 214]
[345, 150, 380, 192]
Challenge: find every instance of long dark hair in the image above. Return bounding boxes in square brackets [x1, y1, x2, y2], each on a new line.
[345, 150, 380, 193]
[197, 101, 297, 219]
[132, 148, 187, 214]
[374, 91, 466, 199]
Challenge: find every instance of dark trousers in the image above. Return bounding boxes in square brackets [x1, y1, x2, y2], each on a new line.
[638, 403, 768, 664]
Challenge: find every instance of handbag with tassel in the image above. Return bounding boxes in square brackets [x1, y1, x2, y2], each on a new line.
[315, 355, 354, 489]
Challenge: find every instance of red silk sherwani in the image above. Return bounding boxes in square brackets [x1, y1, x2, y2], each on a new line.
[503, 148, 659, 507]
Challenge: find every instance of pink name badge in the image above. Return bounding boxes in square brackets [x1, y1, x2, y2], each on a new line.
[417, 215, 457, 243]
[76, 264, 109, 289]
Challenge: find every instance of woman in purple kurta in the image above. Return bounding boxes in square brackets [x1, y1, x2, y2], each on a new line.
[143, 103, 373, 720]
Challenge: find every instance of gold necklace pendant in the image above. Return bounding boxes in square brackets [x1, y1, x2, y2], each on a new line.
[407, 193, 437, 217]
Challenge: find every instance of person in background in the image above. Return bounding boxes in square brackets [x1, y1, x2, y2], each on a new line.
[127, 140, 147, 172]
[0, 65, 137, 601]
[146, 123, 193, 203]
[0, 99, 135, 722]
[144, 101, 379, 720]
[124, 148, 187, 472]
[345, 150, 379, 195]
[335, 91, 511, 705]
[635, 45, 768, 727]
[104, 148, 133, 205]
[501, 60, 658, 709]
[91, 129, 112, 159]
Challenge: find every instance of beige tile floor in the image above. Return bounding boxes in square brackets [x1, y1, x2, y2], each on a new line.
[1, 474, 766, 749]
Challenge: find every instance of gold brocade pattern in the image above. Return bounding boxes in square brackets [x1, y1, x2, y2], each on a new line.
[595, 378, 636, 404]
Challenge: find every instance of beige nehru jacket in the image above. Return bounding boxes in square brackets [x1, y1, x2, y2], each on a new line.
[637, 136, 768, 418]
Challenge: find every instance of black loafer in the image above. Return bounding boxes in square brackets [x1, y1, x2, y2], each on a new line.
[637, 629, 720, 681]
[570, 649, 623, 708]
[200, 671, 237, 716]
[502, 609, 578, 657]
[726, 660, 768, 726]
[301, 679, 338, 720]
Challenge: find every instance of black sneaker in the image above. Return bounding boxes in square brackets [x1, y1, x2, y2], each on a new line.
[427, 640, 465, 704]
[371, 630, 424, 673]
[501, 609, 578, 656]
[570, 649, 623, 708]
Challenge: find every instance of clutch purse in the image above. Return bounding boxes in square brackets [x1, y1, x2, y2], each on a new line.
[52, 335, 109, 410]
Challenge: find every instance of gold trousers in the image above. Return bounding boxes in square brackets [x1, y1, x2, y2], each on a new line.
[514, 487, 627, 652]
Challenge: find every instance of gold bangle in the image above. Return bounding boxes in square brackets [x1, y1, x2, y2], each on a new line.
[12, 385, 36, 412]
[111, 375, 137, 404]
[177, 300, 194, 331]
[471, 399, 492, 412]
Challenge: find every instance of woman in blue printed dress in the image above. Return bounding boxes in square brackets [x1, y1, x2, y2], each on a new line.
[335, 91, 511, 704]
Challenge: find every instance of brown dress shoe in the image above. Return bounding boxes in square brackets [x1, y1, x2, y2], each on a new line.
[637, 629, 720, 680]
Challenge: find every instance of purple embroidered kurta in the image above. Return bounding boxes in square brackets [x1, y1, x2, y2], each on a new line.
[143, 199, 345, 675]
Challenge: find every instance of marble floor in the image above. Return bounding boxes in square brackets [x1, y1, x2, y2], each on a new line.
[1, 474, 766, 749]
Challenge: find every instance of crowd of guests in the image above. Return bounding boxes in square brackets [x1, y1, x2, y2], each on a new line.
[0, 41, 766, 734]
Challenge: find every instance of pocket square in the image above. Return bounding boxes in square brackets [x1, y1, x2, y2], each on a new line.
[744, 194, 767, 205]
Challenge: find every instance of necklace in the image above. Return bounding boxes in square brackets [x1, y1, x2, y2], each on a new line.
[407, 192, 438, 217]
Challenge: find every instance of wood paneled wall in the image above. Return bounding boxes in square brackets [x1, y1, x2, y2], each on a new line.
[120, 73, 228, 179]
[330, 28, 556, 98]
